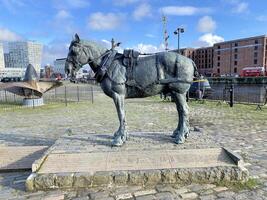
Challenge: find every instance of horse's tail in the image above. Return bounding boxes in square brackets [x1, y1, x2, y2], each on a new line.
[192, 61, 200, 78]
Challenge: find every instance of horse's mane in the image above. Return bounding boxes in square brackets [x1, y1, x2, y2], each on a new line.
[80, 39, 108, 54]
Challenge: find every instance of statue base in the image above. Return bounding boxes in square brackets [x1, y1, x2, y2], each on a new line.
[23, 98, 44, 107]
[26, 132, 248, 191]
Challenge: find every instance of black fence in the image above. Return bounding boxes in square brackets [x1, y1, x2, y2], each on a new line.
[0, 84, 102, 110]
[189, 82, 267, 107]
[1, 81, 266, 110]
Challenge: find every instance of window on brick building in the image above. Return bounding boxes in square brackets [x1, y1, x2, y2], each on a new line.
[218, 45, 221, 49]
[234, 61, 238, 65]
[217, 68, 220, 73]
[234, 68, 237, 73]
[234, 48, 238, 53]
[218, 56, 220, 61]
[254, 52, 258, 57]
[234, 43, 238, 47]
[217, 62, 220, 67]
[255, 40, 258, 44]
[234, 54, 238, 59]
[217, 51, 221, 55]
[255, 46, 258, 50]
[254, 59, 257, 64]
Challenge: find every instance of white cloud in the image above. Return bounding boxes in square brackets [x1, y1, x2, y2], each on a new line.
[113, 0, 140, 6]
[145, 34, 156, 38]
[52, 10, 75, 34]
[133, 3, 152, 20]
[55, 10, 72, 20]
[234, 2, 248, 13]
[161, 6, 212, 16]
[99, 39, 112, 49]
[196, 33, 224, 47]
[88, 12, 124, 31]
[132, 43, 165, 53]
[42, 41, 69, 66]
[0, 27, 22, 42]
[223, 0, 249, 13]
[197, 16, 216, 33]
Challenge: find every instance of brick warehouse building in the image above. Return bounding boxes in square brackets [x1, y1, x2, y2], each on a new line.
[179, 35, 267, 77]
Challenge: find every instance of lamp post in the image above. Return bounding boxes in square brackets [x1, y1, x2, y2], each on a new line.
[174, 27, 184, 54]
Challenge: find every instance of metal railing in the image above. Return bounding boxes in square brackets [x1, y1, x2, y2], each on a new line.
[0, 83, 102, 110]
[188, 82, 267, 108]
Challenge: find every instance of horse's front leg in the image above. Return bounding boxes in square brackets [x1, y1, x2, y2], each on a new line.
[112, 92, 127, 146]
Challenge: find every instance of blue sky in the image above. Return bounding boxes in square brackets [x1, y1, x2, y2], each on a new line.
[0, 0, 267, 65]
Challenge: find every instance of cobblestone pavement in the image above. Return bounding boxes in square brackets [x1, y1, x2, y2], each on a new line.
[0, 94, 266, 199]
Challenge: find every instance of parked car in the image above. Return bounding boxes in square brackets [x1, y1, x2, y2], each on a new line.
[188, 78, 212, 99]
[161, 77, 212, 101]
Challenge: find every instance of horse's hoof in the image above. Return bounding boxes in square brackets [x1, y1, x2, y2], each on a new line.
[171, 134, 176, 138]
[171, 131, 178, 138]
[112, 136, 124, 147]
[123, 133, 129, 141]
[174, 136, 185, 144]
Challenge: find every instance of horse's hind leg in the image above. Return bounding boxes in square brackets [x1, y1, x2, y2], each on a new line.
[172, 92, 190, 144]
[112, 92, 127, 146]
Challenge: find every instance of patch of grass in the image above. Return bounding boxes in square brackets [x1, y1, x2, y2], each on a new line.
[215, 178, 261, 192]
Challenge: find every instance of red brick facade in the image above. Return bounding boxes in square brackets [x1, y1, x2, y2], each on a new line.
[179, 35, 267, 77]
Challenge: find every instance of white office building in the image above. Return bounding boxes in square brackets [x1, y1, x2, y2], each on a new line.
[0, 68, 26, 80]
[7, 41, 43, 74]
[54, 58, 66, 77]
[0, 43, 4, 69]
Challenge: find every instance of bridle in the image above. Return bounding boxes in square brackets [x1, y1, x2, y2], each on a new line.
[67, 42, 111, 73]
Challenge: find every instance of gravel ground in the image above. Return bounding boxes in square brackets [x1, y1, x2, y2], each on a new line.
[0, 92, 266, 199]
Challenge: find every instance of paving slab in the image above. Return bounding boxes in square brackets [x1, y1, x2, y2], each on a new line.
[0, 146, 48, 172]
[25, 132, 248, 191]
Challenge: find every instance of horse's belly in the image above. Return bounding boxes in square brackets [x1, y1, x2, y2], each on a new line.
[126, 84, 164, 98]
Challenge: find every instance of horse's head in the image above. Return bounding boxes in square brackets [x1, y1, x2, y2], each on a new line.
[65, 34, 90, 78]
[65, 34, 108, 79]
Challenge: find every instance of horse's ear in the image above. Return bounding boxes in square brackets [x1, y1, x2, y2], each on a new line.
[74, 33, 80, 42]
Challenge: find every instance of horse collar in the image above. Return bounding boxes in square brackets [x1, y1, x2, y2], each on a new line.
[94, 50, 117, 82]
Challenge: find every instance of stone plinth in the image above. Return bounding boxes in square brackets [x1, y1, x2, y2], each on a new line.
[23, 98, 44, 107]
[26, 132, 248, 191]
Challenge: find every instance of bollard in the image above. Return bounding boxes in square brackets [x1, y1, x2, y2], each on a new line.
[32, 90, 35, 109]
[4, 90, 7, 103]
[91, 86, 94, 104]
[65, 86, 67, 106]
[77, 86, 80, 102]
[229, 84, 234, 107]
[186, 91, 189, 102]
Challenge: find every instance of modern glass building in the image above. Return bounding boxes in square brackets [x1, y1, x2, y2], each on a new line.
[6, 41, 43, 74]
[0, 43, 4, 70]
[54, 58, 67, 77]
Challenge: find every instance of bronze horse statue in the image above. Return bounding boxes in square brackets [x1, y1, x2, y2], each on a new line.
[65, 34, 198, 146]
